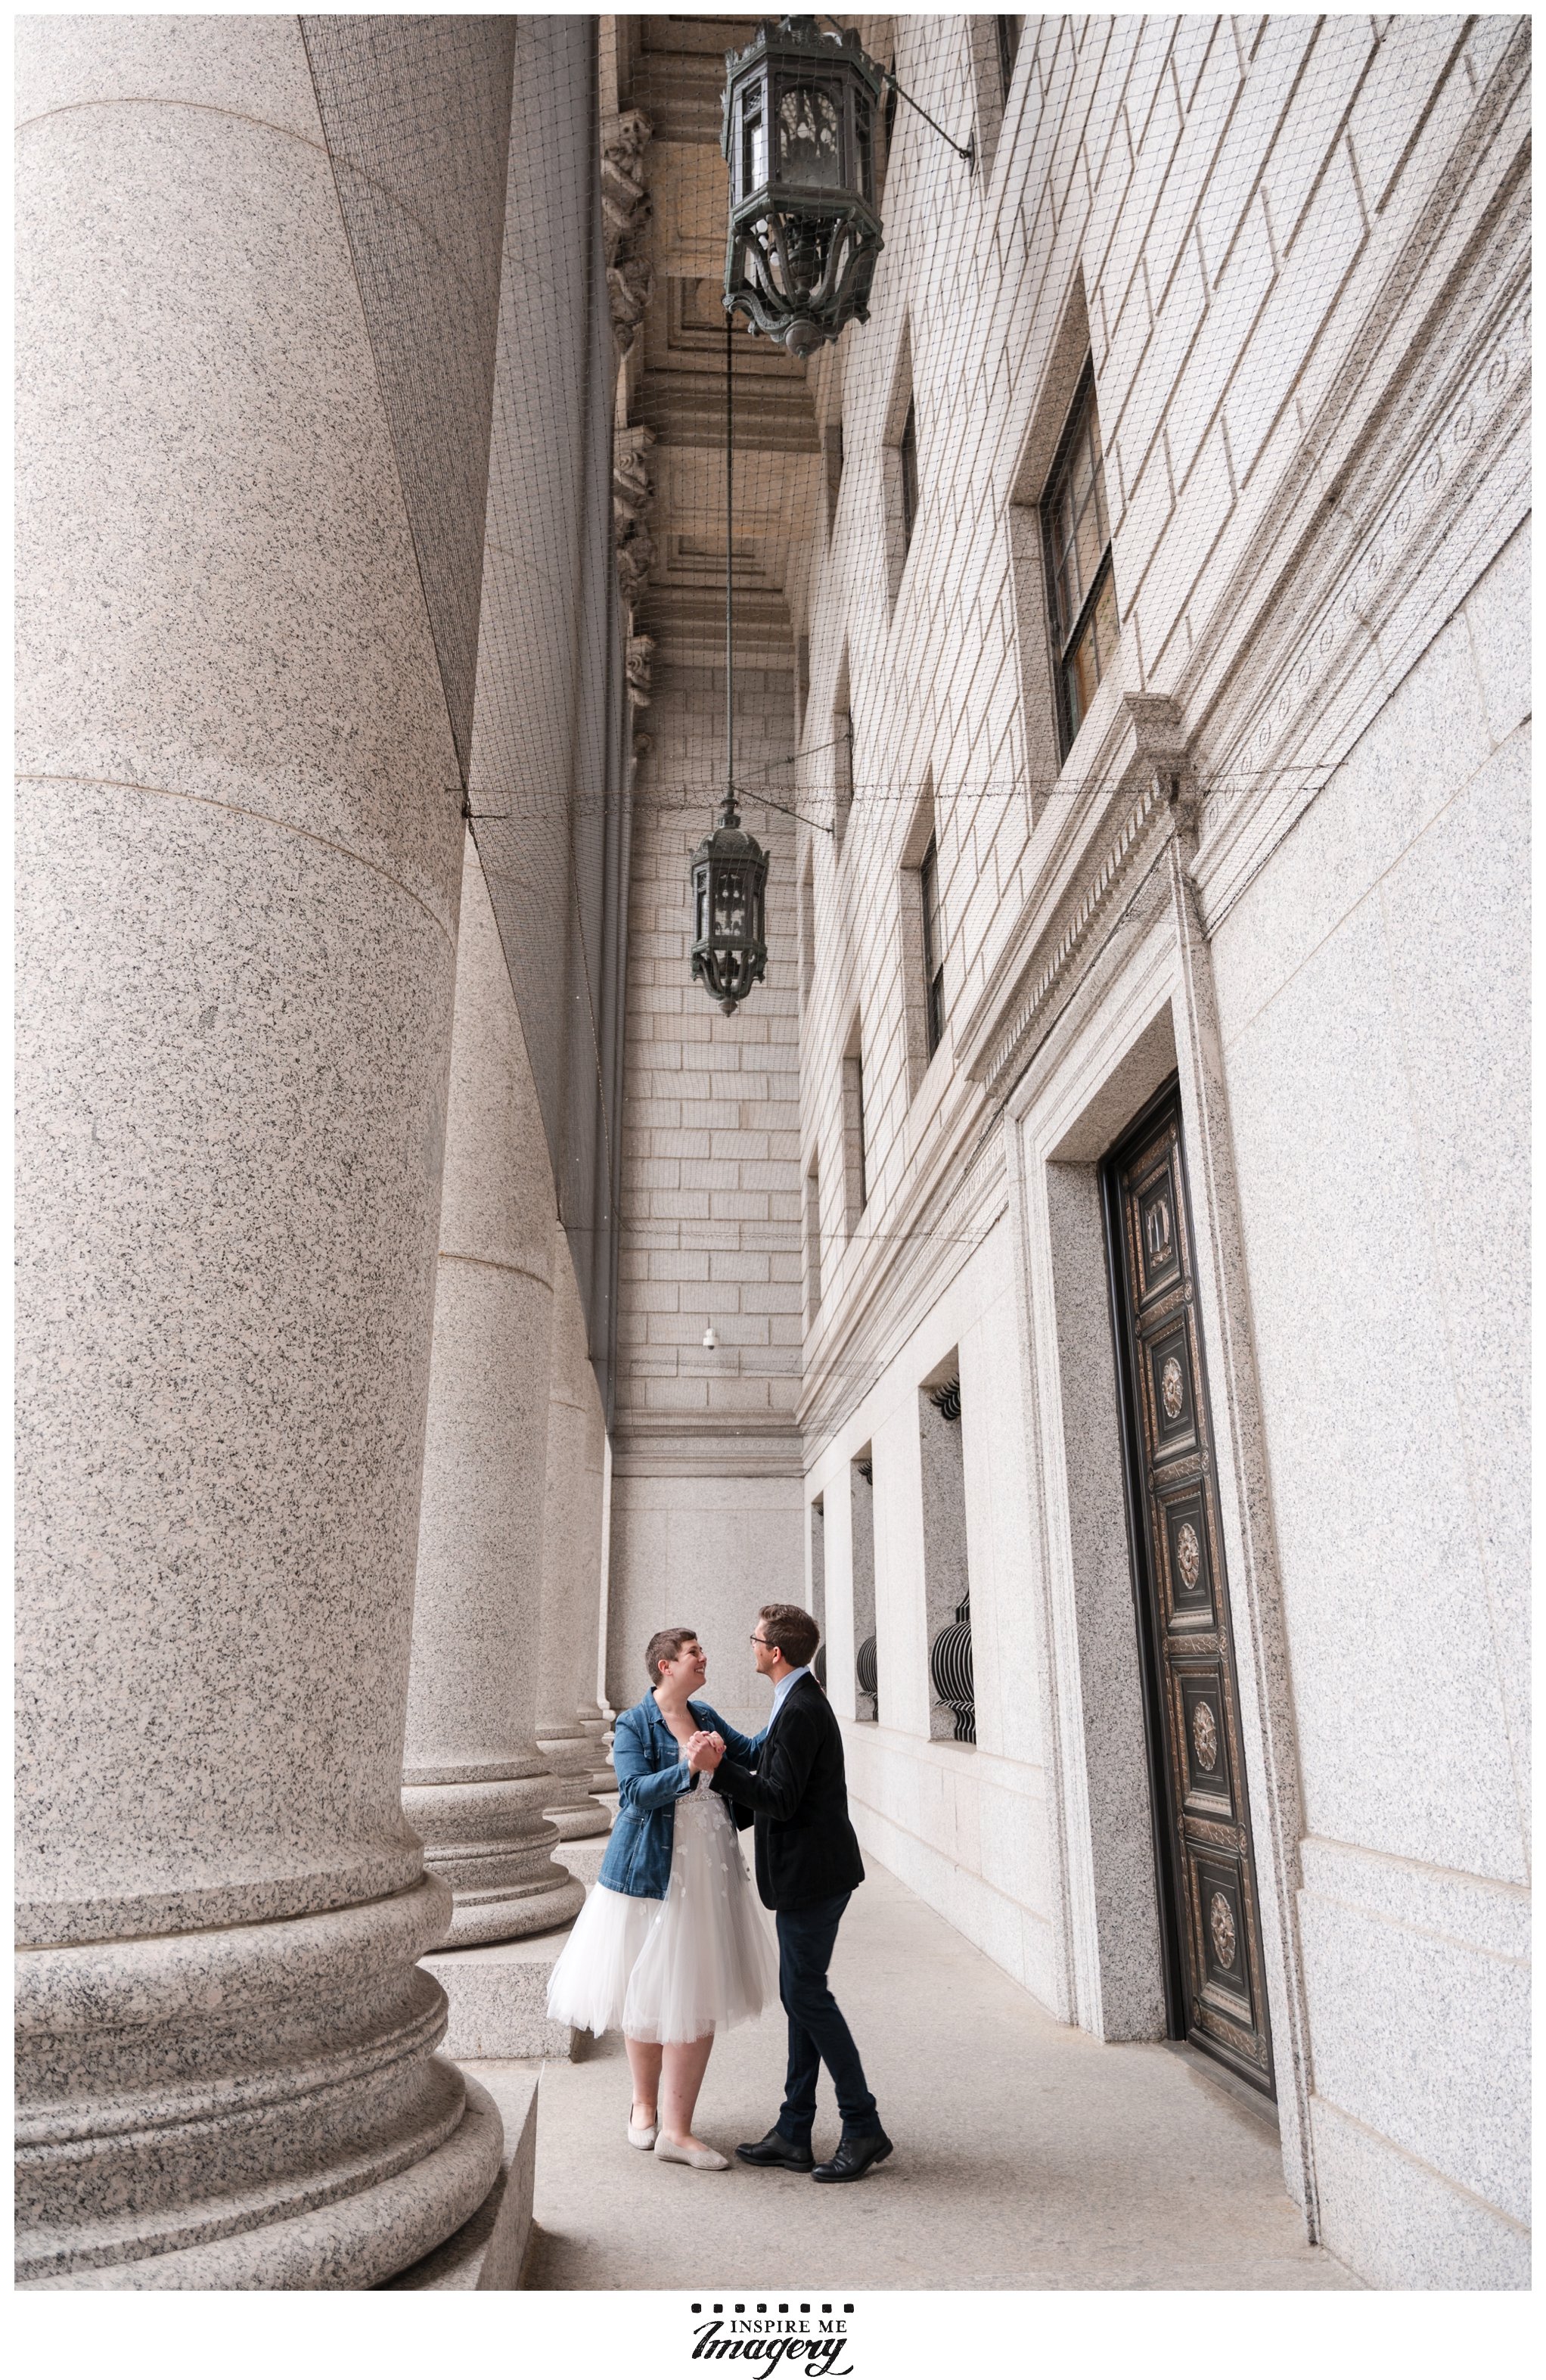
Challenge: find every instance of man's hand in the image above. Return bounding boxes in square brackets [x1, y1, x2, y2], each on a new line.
[686, 1729, 723, 1774]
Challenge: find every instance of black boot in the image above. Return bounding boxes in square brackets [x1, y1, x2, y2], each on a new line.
[812, 2129, 892, 2183]
[735, 2127, 815, 2171]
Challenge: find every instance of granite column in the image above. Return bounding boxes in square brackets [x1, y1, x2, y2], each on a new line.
[402, 841, 585, 1943]
[15, 16, 507, 2285]
[536, 1231, 614, 1839]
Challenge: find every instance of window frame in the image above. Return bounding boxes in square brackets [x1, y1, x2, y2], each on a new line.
[1041, 362, 1118, 760]
[920, 831, 945, 1060]
[899, 396, 919, 555]
[995, 16, 1024, 100]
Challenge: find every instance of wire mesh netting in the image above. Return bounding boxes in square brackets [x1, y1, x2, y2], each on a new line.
[301, 14, 1529, 1424]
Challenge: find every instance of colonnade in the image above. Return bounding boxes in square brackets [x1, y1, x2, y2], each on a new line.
[15, 13, 613, 2289]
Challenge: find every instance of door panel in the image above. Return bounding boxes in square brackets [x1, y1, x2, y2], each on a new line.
[1104, 1082, 1275, 2095]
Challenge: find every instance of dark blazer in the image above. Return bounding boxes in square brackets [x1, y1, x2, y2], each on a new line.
[710, 1672, 865, 1912]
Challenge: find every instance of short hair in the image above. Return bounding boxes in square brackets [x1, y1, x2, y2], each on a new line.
[758, 1603, 820, 1670]
[644, 1626, 700, 1686]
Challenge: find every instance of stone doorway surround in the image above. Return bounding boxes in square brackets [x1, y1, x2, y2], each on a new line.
[997, 763, 1317, 2239]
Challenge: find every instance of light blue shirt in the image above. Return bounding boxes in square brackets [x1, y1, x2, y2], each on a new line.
[769, 1664, 811, 1725]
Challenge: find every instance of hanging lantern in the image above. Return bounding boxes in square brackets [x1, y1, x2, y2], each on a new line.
[690, 796, 768, 1016]
[722, 15, 886, 360]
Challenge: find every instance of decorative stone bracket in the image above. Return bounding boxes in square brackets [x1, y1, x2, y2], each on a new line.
[614, 422, 658, 611]
[602, 107, 654, 356]
[626, 629, 656, 709]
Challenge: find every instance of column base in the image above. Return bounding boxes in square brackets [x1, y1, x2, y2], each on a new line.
[382, 2068, 537, 2290]
[15, 1875, 507, 2291]
[22, 2067, 502, 2291]
[403, 1773, 591, 1943]
[545, 1801, 612, 1841]
[556, 1837, 609, 1891]
[439, 1866, 583, 1947]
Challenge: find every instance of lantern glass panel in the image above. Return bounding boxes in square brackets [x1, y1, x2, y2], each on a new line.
[739, 95, 766, 200]
[855, 90, 873, 199]
[713, 867, 747, 934]
[694, 873, 708, 942]
[776, 81, 844, 188]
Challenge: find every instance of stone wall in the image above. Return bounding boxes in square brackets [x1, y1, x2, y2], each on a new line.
[607, 657, 806, 1729]
[793, 11, 1529, 2290]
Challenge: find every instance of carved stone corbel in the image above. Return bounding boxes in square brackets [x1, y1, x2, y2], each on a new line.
[626, 630, 656, 709]
[613, 422, 658, 610]
[601, 107, 653, 358]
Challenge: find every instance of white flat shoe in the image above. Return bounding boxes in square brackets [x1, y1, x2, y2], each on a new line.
[628, 2110, 658, 2149]
[654, 2135, 728, 2171]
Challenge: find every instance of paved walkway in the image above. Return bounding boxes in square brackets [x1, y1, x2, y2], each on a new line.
[471, 1860, 1357, 2291]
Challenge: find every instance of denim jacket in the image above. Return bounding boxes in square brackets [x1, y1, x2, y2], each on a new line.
[597, 1693, 763, 1900]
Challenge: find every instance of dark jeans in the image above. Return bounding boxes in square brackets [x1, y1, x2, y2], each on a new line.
[775, 1891, 880, 2145]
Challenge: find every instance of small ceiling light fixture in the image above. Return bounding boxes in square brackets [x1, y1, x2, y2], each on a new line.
[721, 16, 974, 359]
[702, 1323, 719, 1350]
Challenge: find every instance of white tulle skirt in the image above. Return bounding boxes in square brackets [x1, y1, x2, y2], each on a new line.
[546, 1773, 778, 2044]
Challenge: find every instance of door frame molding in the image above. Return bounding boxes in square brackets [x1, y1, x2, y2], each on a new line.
[1001, 825, 1320, 2235]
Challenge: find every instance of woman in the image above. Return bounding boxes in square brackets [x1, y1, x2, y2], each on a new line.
[545, 1626, 777, 2170]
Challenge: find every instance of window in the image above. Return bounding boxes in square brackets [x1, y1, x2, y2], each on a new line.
[799, 841, 815, 1001]
[796, 632, 810, 736]
[883, 336, 917, 603]
[804, 1156, 822, 1321]
[843, 1025, 867, 1229]
[823, 418, 844, 536]
[1043, 365, 1119, 753]
[920, 831, 945, 1058]
[900, 783, 941, 1094]
[920, 1369, 973, 1743]
[899, 398, 919, 554]
[851, 1452, 877, 1720]
[832, 655, 853, 850]
[995, 16, 1024, 98]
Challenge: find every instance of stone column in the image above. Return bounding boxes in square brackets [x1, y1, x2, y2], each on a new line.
[402, 840, 585, 1945]
[14, 17, 504, 2286]
[536, 1230, 613, 1838]
[573, 1388, 619, 1795]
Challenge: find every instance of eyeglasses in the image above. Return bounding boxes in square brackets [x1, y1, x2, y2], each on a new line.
[750, 1633, 771, 1646]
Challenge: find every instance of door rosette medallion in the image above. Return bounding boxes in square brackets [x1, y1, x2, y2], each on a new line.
[1176, 1521, 1202, 1591]
[1191, 1698, 1218, 1772]
[1160, 1356, 1184, 1421]
[1209, 1891, 1237, 1971]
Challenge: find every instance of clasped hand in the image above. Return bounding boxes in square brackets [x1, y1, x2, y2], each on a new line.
[686, 1728, 726, 1774]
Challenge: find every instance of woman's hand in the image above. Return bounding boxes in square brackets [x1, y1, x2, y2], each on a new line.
[686, 1729, 723, 1774]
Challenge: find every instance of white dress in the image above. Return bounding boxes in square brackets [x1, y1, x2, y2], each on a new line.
[546, 1770, 778, 2044]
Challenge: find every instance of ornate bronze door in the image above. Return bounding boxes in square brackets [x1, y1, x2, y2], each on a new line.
[1103, 1083, 1274, 2095]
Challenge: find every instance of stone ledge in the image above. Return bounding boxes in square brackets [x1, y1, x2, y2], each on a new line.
[383, 2068, 539, 2291]
[424, 1926, 583, 2062]
[557, 1838, 609, 1891]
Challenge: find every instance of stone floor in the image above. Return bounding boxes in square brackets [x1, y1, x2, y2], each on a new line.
[469, 1860, 1359, 2291]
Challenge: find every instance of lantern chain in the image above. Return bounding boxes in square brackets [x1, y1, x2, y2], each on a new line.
[724, 309, 737, 831]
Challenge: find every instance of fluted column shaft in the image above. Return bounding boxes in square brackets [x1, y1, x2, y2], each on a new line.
[14, 16, 506, 2286]
[402, 840, 585, 1943]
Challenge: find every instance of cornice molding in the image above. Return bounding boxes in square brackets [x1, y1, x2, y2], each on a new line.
[796, 1111, 1009, 1459]
[610, 1416, 805, 1481]
[955, 692, 1193, 1089]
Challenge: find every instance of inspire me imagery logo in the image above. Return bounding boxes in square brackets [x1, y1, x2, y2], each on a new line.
[688, 2298, 856, 2375]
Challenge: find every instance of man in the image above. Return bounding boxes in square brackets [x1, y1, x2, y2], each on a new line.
[693, 1603, 891, 2181]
